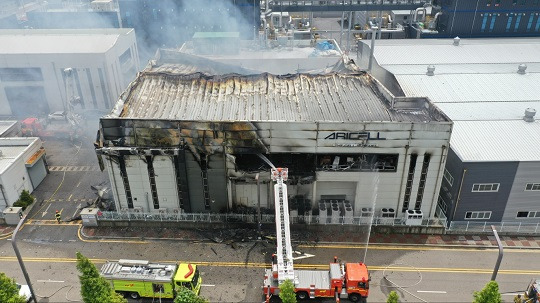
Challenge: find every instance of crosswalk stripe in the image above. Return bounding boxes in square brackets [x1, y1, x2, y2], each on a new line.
[47, 166, 100, 172]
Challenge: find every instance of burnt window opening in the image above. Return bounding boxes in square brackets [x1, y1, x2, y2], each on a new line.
[118, 155, 134, 209]
[233, 154, 316, 178]
[200, 154, 211, 210]
[145, 155, 160, 209]
[317, 153, 398, 172]
[402, 154, 418, 213]
[414, 154, 431, 210]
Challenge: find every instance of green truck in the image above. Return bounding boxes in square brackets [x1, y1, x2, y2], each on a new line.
[100, 259, 202, 299]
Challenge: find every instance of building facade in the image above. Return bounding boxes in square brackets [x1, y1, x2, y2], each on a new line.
[430, 0, 540, 38]
[358, 37, 540, 223]
[95, 52, 452, 221]
[0, 29, 139, 117]
[0, 137, 47, 211]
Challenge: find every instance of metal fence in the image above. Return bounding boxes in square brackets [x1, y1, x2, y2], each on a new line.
[448, 221, 540, 234]
[97, 211, 446, 228]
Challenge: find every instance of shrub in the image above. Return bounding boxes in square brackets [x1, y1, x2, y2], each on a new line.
[12, 200, 26, 210]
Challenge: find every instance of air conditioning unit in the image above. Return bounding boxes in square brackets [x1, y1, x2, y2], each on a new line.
[120, 208, 130, 213]
[343, 204, 354, 224]
[379, 208, 396, 225]
[171, 208, 183, 214]
[132, 207, 143, 213]
[330, 203, 341, 224]
[318, 202, 328, 224]
[405, 210, 423, 226]
[158, 208, 168, 214]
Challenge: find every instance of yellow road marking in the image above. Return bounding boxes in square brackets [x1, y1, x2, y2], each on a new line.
[299, 243, 540, 253]
[0, 232, 13, 240]
[68, 194, 73, 201]
[0, 256, 538, 275]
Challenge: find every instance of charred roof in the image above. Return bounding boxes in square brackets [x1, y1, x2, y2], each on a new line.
[111, 52, 448, 123]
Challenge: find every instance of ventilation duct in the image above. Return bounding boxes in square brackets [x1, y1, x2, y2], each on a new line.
[426, 65, 435, 76]
[518, 64, 527, 75]
[524, 108, 536, 122]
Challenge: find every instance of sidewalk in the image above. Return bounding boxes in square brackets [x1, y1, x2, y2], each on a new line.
[80, 226, 540, 249]
[0, 225, 14, 238]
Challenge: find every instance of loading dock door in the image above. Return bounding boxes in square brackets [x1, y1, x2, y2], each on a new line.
[316, 181, 357, 203]
[27, 157, 47, 190]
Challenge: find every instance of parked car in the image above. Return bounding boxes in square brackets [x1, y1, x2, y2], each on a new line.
[16, 283, 31, 302]
[48, 111, 67, 121]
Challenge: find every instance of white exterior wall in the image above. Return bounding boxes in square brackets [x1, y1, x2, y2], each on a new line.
[124, 155, 152, 210]
[234, 183, 270, 208]
[502, 162, 540, 222]
[152, 155, 180, 211]
[0, 138, 43, 211]
[0, 29, 138, 115]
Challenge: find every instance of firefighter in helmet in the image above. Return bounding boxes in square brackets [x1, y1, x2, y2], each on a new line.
[55, 210, 61, 223]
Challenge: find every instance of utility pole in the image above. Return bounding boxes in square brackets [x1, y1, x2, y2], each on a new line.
[11, 214, 38, 303]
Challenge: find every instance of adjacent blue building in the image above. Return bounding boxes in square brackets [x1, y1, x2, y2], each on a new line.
[430, 0, 540, 37]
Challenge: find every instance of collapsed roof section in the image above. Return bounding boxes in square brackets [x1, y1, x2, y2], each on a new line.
[100, 50, 450, 157]
[111, 50, 447, 123]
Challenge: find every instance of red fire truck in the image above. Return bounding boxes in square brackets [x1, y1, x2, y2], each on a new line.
[263, 168, 370, 302]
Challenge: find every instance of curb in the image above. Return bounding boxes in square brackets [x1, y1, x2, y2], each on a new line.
[78, 226, 540, 249]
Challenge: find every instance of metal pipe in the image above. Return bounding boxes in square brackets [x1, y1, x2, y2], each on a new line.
[346, 11, 352, 52]
[368, 26, 376, 71]
[340, 11, 345, 47]
[491, 225, 503, 281]
[0, 184, 8, 208]
[452, 168, 467, 221]
[11, 215, 38, 303]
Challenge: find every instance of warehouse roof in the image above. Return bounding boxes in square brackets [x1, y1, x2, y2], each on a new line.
[395, 73, 540, 103]
[116, 59, 447, 123]
[0, 121, 17, 137]
[366, 38, 540, 65]
[0, 137, 39, 175]
[451, 120, 540, 162]
[363, 37, 540, 162]
[0, 29, 133, 54]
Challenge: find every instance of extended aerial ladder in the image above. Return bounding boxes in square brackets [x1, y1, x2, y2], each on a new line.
[270, 167, 295, 283]
[264, 165, 370, 303]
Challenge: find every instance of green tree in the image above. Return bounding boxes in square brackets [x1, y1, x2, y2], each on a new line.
[473, 281, 502, 303]
[387, 291, 399, 303]
[19, 190, 34, 206]
[174, 287, 208, 303]
[279, 279, 297, 303]
[76, 252, 126, 303]
[0, 272, 27, 303]
[12, 190, 34, 209]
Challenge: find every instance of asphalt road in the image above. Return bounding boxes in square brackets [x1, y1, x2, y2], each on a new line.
[1, 138, 537, 302]
[2, 225, 539, 302]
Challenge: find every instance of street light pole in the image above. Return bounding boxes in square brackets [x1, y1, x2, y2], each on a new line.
[11, 214, 38, 303]
[491, 225, 503, 281]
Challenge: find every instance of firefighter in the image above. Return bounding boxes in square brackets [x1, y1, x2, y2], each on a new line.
[55, 210, 61, 223]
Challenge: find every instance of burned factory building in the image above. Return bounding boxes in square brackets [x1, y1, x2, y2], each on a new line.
[95, 50, 452, 222]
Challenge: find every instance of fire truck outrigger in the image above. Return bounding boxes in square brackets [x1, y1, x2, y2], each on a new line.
[263, 168, 370, 302]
